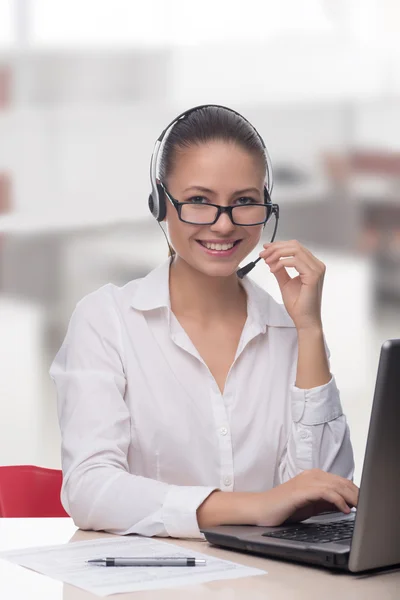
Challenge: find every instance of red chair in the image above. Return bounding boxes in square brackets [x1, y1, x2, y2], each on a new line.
[0, 465, 69, 517]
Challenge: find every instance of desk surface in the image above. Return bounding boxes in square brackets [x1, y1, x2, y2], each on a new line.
[0, 519, 399, 600]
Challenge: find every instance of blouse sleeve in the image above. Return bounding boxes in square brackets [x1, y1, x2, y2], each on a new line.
[50, 292, 216, 538]
[277, 342, 355, 484]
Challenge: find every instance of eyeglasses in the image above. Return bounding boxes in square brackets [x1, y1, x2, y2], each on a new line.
[161, 183, 278, 227]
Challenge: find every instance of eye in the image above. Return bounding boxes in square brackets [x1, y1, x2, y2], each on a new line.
[187, 196, 208, 204]
[236, 196, 259, 205]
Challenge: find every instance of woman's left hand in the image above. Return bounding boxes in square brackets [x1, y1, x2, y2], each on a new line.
[259, 240, 326, 331]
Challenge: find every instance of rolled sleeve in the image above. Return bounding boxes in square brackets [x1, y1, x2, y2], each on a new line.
[290, 376, 343, 425]
[162, 485, 218, 538]
[278, 376, 354, 481]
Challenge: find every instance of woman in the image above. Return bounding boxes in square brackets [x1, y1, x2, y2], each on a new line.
[51, 105, 357, 538]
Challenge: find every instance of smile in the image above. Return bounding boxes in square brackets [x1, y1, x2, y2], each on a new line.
[201, 242, 234, 250]
[196, 239, 242, 255]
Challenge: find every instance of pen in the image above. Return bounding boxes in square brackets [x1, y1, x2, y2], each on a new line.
[87, 557, 207, 567]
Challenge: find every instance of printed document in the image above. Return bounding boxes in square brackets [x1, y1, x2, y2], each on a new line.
[0, 535, 266, 596]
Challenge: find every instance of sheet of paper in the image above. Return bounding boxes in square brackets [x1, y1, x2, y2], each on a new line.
[0, 535, 266, 596]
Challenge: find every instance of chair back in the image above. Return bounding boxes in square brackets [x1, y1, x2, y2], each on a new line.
[0, 465, 69, 517]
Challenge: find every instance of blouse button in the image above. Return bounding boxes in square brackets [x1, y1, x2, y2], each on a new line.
[219, 426, 228, 436]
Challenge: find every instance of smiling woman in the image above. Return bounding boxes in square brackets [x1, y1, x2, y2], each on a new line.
[160, 140, 266, 273]
[50, 105, 356, 540]
[155, 106, 275, 277]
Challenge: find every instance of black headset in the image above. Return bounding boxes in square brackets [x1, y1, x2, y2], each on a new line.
[148, 104, 279, 278]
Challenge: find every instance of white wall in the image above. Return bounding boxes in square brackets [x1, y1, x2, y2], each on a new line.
[0, 297, 45, 465]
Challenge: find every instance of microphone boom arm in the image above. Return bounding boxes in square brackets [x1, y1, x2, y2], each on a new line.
[236, 204, 279, 279]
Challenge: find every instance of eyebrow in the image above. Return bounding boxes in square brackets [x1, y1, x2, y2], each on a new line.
[182, 186, 261, 196]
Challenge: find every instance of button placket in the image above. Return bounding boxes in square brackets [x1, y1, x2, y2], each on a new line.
[209, 379, 234, 493]
[297, 426, 313, 470]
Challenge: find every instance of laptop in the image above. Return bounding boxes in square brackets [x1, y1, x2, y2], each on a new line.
[201, 338, 400, 572]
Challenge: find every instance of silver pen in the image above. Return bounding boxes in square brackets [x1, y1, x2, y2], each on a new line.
[87, 557, 207, 567]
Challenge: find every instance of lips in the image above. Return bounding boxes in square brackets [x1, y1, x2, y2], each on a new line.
[196, 239, 241, 248]
[196, 239, 242, 256]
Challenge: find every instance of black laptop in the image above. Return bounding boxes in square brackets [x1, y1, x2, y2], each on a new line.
[201, 338, 400, 572]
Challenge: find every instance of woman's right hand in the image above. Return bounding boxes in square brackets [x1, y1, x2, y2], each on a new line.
[254, 469, 359, 526]
[197, 469, 358, 530]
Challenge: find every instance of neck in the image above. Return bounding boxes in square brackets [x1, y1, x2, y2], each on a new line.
[169, 256, 247, 320]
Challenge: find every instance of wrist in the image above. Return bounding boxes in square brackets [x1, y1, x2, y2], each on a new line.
[197, 488, 298, 529]
[295, 326, 331, 389]
[296, 323, 323, 336]
[253, 487, 295, 527]
[197, 490, 261, 529]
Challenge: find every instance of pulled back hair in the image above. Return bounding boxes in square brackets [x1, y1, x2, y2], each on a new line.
[158, 106, 267, 182]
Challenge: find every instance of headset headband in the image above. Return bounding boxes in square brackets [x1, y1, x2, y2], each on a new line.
[148, 104, 274, 221]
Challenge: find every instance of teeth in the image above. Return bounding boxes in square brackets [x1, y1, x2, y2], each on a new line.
[203, 242, 235, 251]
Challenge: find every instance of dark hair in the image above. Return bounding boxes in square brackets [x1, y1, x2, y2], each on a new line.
[158, 106, 267, 182]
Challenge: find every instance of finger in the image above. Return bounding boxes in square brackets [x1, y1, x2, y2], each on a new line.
[321, 490, 351, 514]
[272, 265, 291, 287]
[330, 475, 360, 501]
[263, 239, 303, 251]
[262, 240, 322, 270]
[260, 244, 299, 260]
[314, 472, 359, 508]
[341, 478, 360, 496]
[327, 479, 358, 509]
[262, 240, 310, 258]
[297, 244, 326, 268]
[261, 248, 318, 273]
[300, 248, 326, 275]
[336, 480, 359, 508]
[261, 243, 325, 274]
[269, 257, 315, 278]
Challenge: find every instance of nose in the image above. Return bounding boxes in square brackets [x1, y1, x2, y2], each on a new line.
[210, 211, 236, 235]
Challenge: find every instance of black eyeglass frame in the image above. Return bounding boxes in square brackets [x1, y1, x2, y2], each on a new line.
[160, 182, 279, 227]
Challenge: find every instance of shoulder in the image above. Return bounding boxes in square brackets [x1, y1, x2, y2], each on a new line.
[70, 258, 171, 328]
[70, 277, 145, 328]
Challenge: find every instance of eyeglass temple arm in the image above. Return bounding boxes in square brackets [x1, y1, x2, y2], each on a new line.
[236, 204, 279, 279]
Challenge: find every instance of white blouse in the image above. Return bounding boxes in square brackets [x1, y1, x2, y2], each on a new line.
[50, 258, 354, 538]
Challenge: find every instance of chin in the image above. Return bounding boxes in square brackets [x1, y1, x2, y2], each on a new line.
[193, 257, 241, 278]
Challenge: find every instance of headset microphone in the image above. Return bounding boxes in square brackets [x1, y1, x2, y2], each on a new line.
[236, 203, 280, 279]
[236, 257, 262, 280]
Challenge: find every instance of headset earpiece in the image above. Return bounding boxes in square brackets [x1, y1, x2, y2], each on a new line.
[156, 183, 166, 222]
[148, 194, 155, 216]
[148, 184, 167, 222]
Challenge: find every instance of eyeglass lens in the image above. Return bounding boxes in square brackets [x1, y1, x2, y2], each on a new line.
[180, 203, 269, 225]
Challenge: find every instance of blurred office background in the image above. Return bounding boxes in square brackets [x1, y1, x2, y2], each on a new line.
[0, 0, 399, 485]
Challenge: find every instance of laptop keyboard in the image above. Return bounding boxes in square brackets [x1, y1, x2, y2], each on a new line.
[262, 519, 354, 544]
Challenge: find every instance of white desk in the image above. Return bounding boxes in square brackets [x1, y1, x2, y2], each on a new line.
[0, 519, 399, 599]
